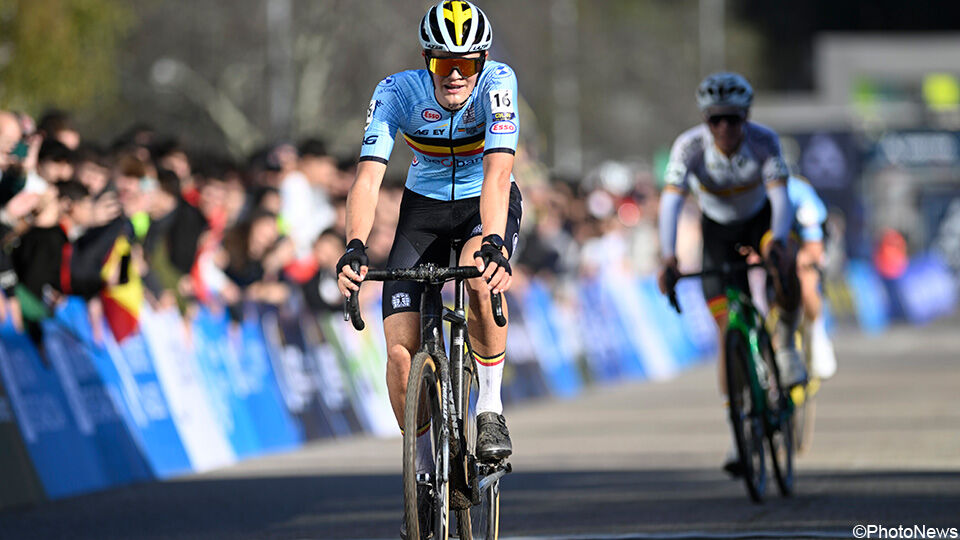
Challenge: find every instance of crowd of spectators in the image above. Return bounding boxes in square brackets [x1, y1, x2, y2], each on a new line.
[0, 108, 667, 346]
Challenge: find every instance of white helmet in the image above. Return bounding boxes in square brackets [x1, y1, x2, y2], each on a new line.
[696, 72, 754, 113]
[419, 1, 493, 54]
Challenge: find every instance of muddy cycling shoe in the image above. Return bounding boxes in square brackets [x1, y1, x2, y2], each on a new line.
[400, 478, 435, 540]
[476, 412, 512, 461]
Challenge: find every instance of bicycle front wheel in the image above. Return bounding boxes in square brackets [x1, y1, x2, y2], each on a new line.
[403, 351, 450, 540]
[761, 332, 795, 497]
[725, 330, 766, 503]
[455, 352, 500, 540]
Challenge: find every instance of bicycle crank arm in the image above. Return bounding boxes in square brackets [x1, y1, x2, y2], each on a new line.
[478, 462, 512, 492]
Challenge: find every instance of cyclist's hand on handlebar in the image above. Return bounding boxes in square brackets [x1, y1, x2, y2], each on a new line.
[336, 239, 368, 297]
[657, 256, 679, 295]
[474, 235, 512, 294]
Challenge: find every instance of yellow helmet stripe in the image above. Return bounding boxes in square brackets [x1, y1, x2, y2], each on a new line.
[443, 1, 472, 47]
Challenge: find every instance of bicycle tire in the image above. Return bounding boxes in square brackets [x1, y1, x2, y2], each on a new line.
[792, 324, 818, 454]
[454, 349, 476, 540]
[455, 348, 500, 540]
[760, 331, 795, 497]
[403, 351, 450, 540]
[725, 330, 766, 503]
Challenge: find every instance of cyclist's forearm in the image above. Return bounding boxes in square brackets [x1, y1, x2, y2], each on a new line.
[766, 181, 792, 243]
[480, 152, 513, 240]
[345, 160, 387, 244]
[658, 188, 685, 259]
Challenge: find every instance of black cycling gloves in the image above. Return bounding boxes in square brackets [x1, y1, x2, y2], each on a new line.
[474, 234, 512, 277]
[336, 239, 369, 278]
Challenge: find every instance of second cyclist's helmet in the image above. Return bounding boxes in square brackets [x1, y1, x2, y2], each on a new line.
[696, 72, 754, 113]
[419, 1, 493, 54]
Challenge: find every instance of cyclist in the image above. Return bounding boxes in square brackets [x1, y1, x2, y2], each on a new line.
[657, 72, 806, 476]
[788, 175, 836, 379]
[336, 1, 521, 534]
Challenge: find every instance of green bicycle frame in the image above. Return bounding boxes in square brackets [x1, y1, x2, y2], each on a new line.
[724, 287, 774, 418]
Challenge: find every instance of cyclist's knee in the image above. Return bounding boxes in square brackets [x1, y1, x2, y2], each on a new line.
[386, 343, 414, 368]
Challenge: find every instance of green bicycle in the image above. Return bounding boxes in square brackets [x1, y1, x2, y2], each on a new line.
[667, 260, 795, 502]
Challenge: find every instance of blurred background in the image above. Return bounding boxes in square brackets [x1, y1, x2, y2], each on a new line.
[0, 0, 958, 535]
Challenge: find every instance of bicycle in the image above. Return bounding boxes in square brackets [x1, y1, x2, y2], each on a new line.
[345, 251, 511, 540]
[788, 261, 825, 455]
[666, 259, 795, 503]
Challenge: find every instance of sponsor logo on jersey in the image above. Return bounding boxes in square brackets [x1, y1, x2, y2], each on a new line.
[419, 155, 484, 168]
[489, 121, 517, 135]
[412, 155, 419, 167]
[365, 99, 379, 130]
[462, 103, 476, 124]
[493, 112, 515, 122]
[492, 65, 512, 79]
[471, 224, 483, 236]
[422, 108, 442, 122]
[363, 135, 378, 145]
[381, 76, 395, 86]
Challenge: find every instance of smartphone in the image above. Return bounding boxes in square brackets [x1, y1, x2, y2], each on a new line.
[9, 140, 29, 160]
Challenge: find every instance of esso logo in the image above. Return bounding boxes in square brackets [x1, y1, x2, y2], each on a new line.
[489, 121, 517, 134]
[422, 108, 442, 122]
[412, 156, 419, 166]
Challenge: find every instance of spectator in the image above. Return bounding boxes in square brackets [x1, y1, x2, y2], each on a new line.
[279, 138, 336, 258]
[37, 139, 75, 184]
[37, 109, 80, 150]
[302, 228, 346, 313]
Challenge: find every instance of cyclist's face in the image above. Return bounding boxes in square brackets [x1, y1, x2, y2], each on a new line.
[706, 109, 747, 156]
[426, 51, 486, 111]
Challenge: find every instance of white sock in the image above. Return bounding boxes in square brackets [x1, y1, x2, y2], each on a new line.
[415, 422, 433, 475]
[474, 350, 505, 416]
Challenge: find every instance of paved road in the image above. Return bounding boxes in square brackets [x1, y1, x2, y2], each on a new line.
[1, 319, 958, 539]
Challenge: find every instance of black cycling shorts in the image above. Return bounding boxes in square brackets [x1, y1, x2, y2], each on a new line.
[382, 183, 522, 319]
[700, 201, 770, 304]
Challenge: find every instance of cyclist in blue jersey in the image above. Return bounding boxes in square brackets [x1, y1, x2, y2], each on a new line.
[336, 3, 519, 531]
[788, 175, 836, 379]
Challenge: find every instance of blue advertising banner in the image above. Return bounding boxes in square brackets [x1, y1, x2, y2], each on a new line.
[846, 259, 891, 334]
[138, 305, 236, 472]
[893, 253, 957, 324]
[102, 328, 192, 479]
[231, 312, 303, 452]
[521, 281, 581, 397]
[45, 301, 153, 486]
[577, 278, 636, 381]
[191, 307, 262, 458]
[0, 322, 110, 498]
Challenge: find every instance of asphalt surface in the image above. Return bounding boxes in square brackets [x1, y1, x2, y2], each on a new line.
[1, 318, 958, 540]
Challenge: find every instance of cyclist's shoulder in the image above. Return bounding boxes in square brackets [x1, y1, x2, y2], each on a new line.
[373, 69, 432, 99]
[670, 124, 709, 161]
[478, 60, 517, 86]
[743, 121, 783, 152]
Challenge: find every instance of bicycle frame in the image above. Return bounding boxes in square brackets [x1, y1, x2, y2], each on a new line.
[725, 288, 771, 419]
[726, 286, 793, 430]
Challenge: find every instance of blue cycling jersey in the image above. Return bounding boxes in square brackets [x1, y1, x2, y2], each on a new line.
[359, 60, 519, 201]
[788, 175, 827, 242]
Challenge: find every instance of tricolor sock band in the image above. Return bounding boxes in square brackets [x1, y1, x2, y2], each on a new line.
[473, 350, 505, 415]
